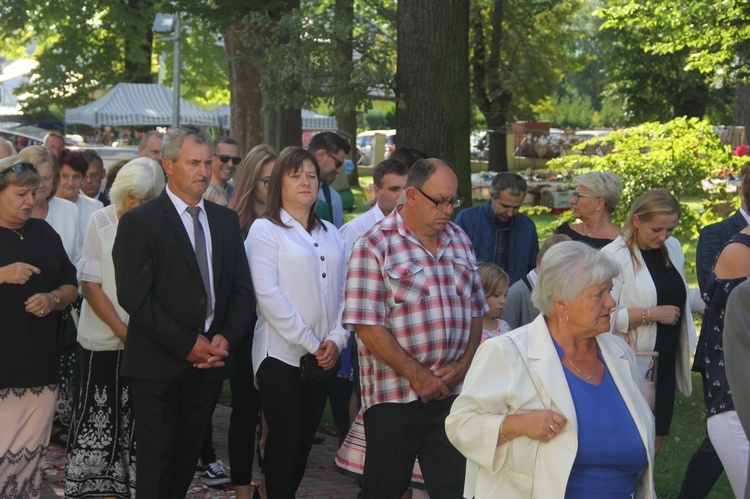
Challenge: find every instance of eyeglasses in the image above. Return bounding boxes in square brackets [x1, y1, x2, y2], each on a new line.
[215, 154, 242, 166]
[260, 177, 270, 188]
[326, 151, 344, 170]
[571, 191, 597, 202]
[415, 187, 463, 210]
[0, 162, 38, 179]
[84, 171, 102, 181]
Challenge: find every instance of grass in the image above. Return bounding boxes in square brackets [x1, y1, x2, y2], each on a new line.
[222, 188, 726, 496]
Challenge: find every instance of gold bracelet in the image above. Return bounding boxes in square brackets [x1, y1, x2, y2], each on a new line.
[500, 416, 512, 442]
[641, 308, 650, 326]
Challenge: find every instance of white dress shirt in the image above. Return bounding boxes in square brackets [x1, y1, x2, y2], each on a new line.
[246, 209, 349, 374]
[165, 185, 215, 329]
[45, 196, 81, 266]
[339, 204, 386, 256]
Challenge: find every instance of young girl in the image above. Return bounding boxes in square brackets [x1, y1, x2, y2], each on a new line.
[478, 262, 512, 342]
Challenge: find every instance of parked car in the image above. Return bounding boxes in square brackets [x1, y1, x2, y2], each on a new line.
[356, 129, 396, 165]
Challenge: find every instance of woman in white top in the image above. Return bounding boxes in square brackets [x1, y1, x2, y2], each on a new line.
[247, 146, 348, 498]
[21, 145, 80, 265]
[64, 158, 164, 498]
[602, 189, 704, 455]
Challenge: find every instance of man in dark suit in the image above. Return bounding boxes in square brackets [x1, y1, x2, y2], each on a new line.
[678, 162, 749, 498]
[113, 124, 254, 498]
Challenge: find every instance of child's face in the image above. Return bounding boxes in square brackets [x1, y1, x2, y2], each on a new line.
[485, 286, 508, 319]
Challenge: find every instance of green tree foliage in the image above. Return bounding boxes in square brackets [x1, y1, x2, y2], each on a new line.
[470, 0, 586, 171]
[547, 117, 747, 243]
[0, 0, 158, 115]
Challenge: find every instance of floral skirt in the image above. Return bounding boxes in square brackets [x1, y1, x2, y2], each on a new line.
[0, 384, 57, 498]
[54, 350, 76, 428]
[64, 347, 136, 499]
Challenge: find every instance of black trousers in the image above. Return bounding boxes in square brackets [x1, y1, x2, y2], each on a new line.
[362, 397, 465, 499]
[227, 331, 262, 485]
[130, 373, 222, 499]
[256, 357, 330, 499]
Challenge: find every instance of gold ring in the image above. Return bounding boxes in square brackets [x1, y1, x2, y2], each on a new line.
[547, 433, 553, 439]
[550, 425, 556, 432]
[40, 309, 45, 315]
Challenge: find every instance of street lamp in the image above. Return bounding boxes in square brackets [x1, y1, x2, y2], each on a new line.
[153, 12, 181, 128]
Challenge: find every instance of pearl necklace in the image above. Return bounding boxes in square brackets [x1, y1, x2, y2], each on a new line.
[3, 226, 24, 240]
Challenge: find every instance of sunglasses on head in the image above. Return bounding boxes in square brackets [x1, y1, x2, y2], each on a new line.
[215, 154, 242, 166]
[0, 162, 38, 179]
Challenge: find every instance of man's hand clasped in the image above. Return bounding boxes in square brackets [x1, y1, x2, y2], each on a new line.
[188, 333, 229, 369]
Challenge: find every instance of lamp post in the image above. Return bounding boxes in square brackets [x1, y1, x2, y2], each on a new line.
[153, 12, 181, 128]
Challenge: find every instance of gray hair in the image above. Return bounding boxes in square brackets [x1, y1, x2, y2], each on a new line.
[162, 125, 210, 163]
[109, 157, 165, 211]
[490, 172, 527, 198]
[531, 241, 620, 316]
[575, 171, 623, 214]
[0, 138, 17, 157]
[0, 155, 42, 191]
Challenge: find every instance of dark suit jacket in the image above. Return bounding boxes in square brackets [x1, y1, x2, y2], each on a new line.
[97, 190, 111, 207]
[113, 189, 254, 383]
[696, 209, 748, 293]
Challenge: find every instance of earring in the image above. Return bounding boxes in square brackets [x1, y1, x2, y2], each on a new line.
[559, 313, 570, 326]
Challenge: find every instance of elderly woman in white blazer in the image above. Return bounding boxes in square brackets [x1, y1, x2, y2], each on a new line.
[447, 241, 655, 499]
[602, 189, 704, 453]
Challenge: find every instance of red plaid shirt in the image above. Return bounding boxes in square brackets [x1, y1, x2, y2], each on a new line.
[343, 208, 487, 409]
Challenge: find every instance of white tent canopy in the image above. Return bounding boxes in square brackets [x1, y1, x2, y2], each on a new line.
[214, 105, 338, 131]
[65, 83, 218, 128]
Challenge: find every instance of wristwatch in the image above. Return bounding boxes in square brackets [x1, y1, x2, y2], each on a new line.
[50, 291, 60, 305]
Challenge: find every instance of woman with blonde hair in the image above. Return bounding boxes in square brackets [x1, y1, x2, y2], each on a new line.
[556, 171, 622, 249]
[602, 188, 704, 454]
[64, 157, 165, 498]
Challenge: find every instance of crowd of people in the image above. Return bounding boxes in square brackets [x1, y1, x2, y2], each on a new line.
[1, 126, 749, 499]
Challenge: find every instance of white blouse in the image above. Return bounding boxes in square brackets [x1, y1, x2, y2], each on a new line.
[75, 192, 104, 266]
[77, 205, 128, 351]
[45, 196, 80, 266]
[246, 209, 349, 374]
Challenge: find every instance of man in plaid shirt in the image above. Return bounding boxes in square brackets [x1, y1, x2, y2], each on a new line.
[343, 158, 487, 498]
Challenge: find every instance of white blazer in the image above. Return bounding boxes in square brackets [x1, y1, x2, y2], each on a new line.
[446, 315, 655, 499]
[601, 236, 704, 395]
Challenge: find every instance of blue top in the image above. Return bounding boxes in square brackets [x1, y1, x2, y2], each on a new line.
[553, 342, 648, 498]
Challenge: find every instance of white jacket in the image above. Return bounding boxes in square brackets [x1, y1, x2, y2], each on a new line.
[446, 315, 655, 499]
[601, 236, 704, 395]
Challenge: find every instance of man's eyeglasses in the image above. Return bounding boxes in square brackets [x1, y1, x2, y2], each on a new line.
[571, 191, 597, 202]
[326, 151, 344, 169]
[0, 162, 38, 179]
[216, 154, 242, 166]
[84, 171, 102, 181]
[415, 187, 463, 210]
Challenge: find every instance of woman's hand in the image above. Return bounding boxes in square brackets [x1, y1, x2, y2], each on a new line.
[502, 410, 567, 444]
[1, 262, 40, 285]
[314, 340, 340, 370]
[25, 292, 55, 318]
[649, 305, 681, 326]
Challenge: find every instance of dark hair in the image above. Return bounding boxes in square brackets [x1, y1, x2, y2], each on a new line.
[389, 147, 427, 168]
[308, 132, 351, 155]
[58, 149, 89, 175]
[490, 172, 527, 198]
[228, 144, 277, 235]
[211, 136, 239, 150]
[105, 159, 130, 193]
[82, 149, 103, 170]
[373, 159, 409, 188]
[263, 147, 325, 233]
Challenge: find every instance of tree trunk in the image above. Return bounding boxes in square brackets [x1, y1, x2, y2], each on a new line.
[123, 0, 155, 83]
[734, 82, 750, 137]
[333, 0, 359, 186]
[396, 0, 470, 207]
[224, 21, 264, 153]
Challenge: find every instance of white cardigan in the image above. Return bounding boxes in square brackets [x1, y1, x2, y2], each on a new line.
[446, 315, 655, 499]
[601, 236, 704, 395]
